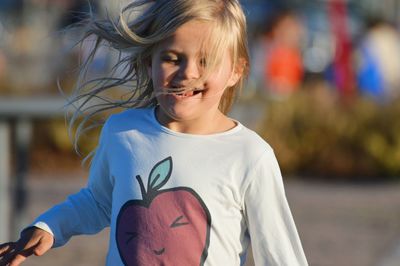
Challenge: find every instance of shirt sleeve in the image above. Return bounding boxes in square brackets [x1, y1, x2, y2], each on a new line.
[243, 150, 308, 266]
[29, 119, 114, 247]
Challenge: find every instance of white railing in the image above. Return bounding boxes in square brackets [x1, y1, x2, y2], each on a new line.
[0, 97, 66, 242]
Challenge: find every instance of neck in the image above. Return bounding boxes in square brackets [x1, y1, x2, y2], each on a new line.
[155, 107, 236, 135]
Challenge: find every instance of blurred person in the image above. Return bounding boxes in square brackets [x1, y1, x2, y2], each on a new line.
[263, 10, 305, 97]
[355, 19, 400, 100]
[327, 0, 355, 99]
[0, 1, 308, 266]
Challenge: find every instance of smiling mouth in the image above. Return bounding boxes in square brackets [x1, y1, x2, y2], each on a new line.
[167, 87, 205, 98]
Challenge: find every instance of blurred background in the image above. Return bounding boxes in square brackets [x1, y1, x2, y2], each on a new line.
[0, 0, 400, 265]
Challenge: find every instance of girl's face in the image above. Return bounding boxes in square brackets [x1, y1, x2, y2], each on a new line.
[148, 20, 241, 131]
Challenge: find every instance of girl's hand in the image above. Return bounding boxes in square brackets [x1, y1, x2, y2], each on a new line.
[0, 227, 54, 266]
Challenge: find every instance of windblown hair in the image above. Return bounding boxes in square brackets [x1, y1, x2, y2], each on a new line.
[68, 0, 249, 156]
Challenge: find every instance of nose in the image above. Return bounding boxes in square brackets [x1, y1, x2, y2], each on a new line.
[178, 59, 201, 80]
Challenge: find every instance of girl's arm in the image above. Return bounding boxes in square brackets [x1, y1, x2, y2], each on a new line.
[28, 119, 113, 247]
[244, 150, 308, 266]
[0, 119, 113, 265]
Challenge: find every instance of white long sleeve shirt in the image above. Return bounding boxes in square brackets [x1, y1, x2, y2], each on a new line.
[32, 107, 308, 265]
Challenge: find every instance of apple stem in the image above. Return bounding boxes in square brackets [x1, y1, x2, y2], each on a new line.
[136, 175, 146, 199]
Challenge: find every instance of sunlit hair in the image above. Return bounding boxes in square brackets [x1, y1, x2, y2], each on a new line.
[68, 0, 249, 157]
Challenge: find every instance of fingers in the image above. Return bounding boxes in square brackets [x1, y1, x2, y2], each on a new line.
[33, 237, 52, 257]
[4, 244, 38, 266]
[0, 242, 15, 256]
[0, 242, 15, 266]
[0, 241, 37, 266]
[0, 233, 38, 265]
[32, 229, 53, 257]
[0, 228, 53, 265]
[0, 245, 27, 266]
[8, 252, 29, 266]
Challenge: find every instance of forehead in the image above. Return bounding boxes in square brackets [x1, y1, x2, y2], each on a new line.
[154, 20, 213, 53]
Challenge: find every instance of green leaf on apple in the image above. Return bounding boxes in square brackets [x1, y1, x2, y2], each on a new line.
[136, 157, 173, 200]
[147, 156, 172, 191]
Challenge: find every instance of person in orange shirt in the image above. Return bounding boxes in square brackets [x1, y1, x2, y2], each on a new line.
[264, 11, 305, 95]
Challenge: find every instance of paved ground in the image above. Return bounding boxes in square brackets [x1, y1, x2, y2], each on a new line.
[4, 171, 400, 266]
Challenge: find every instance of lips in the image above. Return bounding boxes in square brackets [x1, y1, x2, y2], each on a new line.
[175, 90, 194, 97]
[170, 87, 205, 99]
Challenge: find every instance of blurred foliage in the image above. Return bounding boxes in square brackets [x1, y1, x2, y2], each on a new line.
[258, 84, 400, 180]
[46, 119, 101, 156]
[32, 105, 125, 171]
[32, 118, 101, 171]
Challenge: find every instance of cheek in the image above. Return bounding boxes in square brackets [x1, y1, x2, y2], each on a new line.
[152, 65, 177, 89]
[212, 67, 236, 87]
[206, 75, 233, 94]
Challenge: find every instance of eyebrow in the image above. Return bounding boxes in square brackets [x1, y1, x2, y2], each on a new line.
[159, 49, 181, 55]
[158, 49, 205, 58]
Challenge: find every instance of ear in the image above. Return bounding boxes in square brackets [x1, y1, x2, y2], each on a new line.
[227, 58, 246, 87]
[227, 70, 241, 87]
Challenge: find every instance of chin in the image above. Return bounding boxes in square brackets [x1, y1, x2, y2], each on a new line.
[163, 106, 197, 122]
[157, 97, 199, 121]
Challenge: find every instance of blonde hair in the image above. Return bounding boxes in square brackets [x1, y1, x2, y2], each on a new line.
[68, 0, 249, 155]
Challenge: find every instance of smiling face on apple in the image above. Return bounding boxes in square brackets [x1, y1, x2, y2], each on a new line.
[116, 157, 211, 266]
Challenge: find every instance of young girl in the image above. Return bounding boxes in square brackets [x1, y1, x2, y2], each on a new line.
[0, 0, 308, 265]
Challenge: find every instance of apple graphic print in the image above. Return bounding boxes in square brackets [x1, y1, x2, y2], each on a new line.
[116, 157, 211, 266]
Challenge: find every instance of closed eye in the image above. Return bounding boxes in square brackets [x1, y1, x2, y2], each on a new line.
[170, 215, 189, 228]
[126, 231, 138, 244]
[161, 54, 180, 64]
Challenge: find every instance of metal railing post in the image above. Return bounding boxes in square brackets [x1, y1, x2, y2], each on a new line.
[0, 120, 11, 243]
[12, 118, 32, 239]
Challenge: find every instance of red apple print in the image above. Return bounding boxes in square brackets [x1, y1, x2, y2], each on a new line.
[116, 157, 211, 266]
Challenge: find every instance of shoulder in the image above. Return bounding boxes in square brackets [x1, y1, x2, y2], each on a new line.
[106, 107, 152, 127]
[235, 124, 275, 162]
[233, 126, 283, 205]
[103, 107, 154, 133]
[237, 127, 284, 183]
